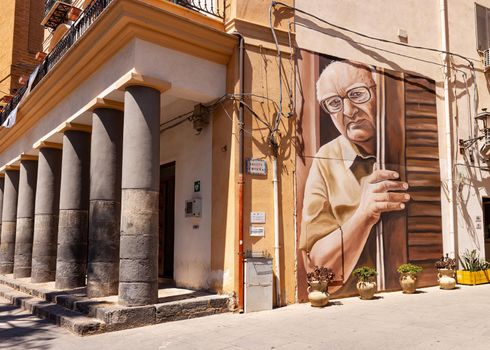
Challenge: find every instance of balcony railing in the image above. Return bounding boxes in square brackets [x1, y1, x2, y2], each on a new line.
[0, 0, 225, 125]
[172, 1, 224, 19]
[44, 0, 72, 17]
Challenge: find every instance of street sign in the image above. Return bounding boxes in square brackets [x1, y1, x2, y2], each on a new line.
[246, 159, 267, 175]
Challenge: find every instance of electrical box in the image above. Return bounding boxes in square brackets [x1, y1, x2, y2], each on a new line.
[244, 257, 273, 313]
[185, 198, 202, 217]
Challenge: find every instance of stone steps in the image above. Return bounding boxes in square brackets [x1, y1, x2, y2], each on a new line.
[0, 274, 231, 335]
[0, 284, 106, 336]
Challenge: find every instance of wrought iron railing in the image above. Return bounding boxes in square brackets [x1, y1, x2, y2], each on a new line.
[173, 0, 224, 19]
[1, 0, 225, 125]
[44, 0, 72, 17]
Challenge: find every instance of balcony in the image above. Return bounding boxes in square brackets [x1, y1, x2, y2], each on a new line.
[42, 0, 75, 30]
[0, 0, 226, 126]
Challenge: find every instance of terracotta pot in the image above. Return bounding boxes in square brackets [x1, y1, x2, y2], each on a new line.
[438, 269, 456, 290]
[399, 273, 417, 294]
[307, 280, 329, 307]
[356, 280, 377, 300]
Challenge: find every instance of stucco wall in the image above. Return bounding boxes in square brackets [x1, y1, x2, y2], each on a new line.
[0, 38, 226, 165]
[160, 98, 213, 290]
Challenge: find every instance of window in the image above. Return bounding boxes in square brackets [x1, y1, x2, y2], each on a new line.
[476, 3, 490, 51]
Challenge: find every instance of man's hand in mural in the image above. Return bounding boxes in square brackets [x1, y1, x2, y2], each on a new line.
[308, 167, 409, 290]
[355, 168, 410, 228]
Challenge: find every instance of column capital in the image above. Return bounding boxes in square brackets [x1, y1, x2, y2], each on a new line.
[88, 98, 124, 112]
[3, 165, 20, 172]
[56, 122, 92, 134]
[33, 141, 63, 150]
[115, 70, 171, 93]
[20, 154, 39, 161]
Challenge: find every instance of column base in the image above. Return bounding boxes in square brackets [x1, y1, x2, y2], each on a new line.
[118, 189, 158, 306]
[13, 217, 34, 278]
[87, 200, 120, 298]
[55, 209, 88, 289]
[31, 214, 58, 283]
[0, 221, 17, 274]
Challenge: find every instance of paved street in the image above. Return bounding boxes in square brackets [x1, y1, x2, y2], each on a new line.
[1, 284, 490, 350]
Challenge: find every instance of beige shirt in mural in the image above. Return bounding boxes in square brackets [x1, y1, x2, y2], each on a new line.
[300, 135, 376, 252]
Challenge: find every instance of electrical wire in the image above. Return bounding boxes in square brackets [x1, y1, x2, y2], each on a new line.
[272, 1, 478, 67]
[269, 2, 283, 135]
[159, 93, 278, 134]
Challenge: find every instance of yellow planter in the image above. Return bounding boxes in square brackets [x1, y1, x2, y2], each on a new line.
[456, 269, 490, 285]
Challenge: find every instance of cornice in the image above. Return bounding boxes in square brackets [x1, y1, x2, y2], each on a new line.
[0, 0, 237, 155]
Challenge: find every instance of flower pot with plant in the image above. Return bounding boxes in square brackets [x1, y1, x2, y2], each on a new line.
[306, 266, 335, 307]
[435, 254, 456, 290]
[397, 263, 423, 294]
[457, 249, 490, 285]
[352, 266, 377, 300]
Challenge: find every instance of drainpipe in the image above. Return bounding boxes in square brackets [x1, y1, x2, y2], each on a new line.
[235, 32, 245, 312]
[272, 144, 281, 306]
[440, 0, 457, 258]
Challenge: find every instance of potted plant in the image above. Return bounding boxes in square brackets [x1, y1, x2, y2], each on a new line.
[352, 266, 377, 300]
[306, 266, 335, 307]
[435, 254, 456, 290]
[397, 263, 423, 294]
[457, 249, 490, 285]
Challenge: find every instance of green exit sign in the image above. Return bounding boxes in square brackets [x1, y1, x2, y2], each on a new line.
[194, 181, 200, 192]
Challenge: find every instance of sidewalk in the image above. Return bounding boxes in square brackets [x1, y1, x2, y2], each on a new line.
[1, 284, 490, 349]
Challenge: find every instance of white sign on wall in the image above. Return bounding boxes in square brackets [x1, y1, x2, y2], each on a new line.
[250, 226, 265, 237]
[250, 211, 266, 224]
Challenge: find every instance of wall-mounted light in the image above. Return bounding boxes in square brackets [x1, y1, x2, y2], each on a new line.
[475, 108, 490, 160]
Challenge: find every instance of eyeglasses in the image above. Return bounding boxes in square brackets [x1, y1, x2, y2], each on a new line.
[320, 86, 373, 114]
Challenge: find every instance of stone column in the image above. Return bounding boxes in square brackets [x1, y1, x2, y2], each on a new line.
[87, 108, 123, 298]
[31, 146, 62, 283]
[119, 86, 160, 306]
[55, 130, 91, 289]
[13, 159, 38, 278]
[0, 176, 4, 243]
[0, 168, 20, 274]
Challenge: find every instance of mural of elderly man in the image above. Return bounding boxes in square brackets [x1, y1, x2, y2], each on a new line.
[299, 60, 410, 293]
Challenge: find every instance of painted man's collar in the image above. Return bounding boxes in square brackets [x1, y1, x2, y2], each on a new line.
[338, 135, 376, 169]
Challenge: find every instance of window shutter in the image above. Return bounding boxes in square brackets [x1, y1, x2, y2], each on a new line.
[476, 4, 488, 51]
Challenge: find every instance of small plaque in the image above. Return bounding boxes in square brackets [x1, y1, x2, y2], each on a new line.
[246, 159, 267, 175]
[250, 226, 265, 237]
[250, 211, 266, 224]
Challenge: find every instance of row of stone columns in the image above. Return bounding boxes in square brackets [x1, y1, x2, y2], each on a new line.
[0, 85, 161, 306]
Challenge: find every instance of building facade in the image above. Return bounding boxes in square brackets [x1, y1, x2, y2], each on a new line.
[0, 0, 489, 324]
[0, 0, 44, 109]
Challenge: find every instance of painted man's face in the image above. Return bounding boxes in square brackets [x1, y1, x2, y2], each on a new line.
[317, 62, 376, 146]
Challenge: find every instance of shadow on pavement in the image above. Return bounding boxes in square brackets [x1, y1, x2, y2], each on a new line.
[0, 303, 59, 350]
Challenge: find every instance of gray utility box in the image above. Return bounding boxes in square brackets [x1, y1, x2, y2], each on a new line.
[244, 257, 273, 313]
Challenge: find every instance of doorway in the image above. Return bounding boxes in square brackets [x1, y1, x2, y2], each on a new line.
[483, 197, 490, 260]
[159, 162, 175, 281]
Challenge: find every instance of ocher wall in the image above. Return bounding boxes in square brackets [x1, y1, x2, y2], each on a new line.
[219, 0, 297, 304]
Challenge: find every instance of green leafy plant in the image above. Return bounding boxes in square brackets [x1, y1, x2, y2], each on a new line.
[307, 266, 335, 285]
[397, 263, 423, 275]
[435, 254, 456, 270]
[352, 266, 377, 282]
[458, 249, 490, 272]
